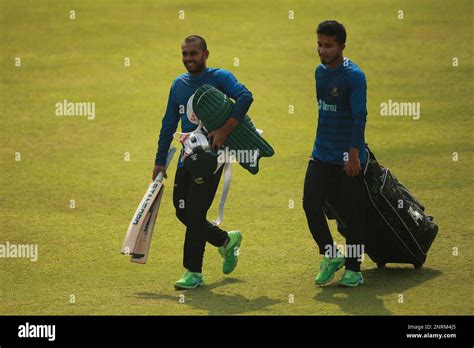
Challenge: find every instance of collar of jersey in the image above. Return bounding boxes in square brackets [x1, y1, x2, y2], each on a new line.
[323, 58, 346, 72]
[187, 67, 209, 80]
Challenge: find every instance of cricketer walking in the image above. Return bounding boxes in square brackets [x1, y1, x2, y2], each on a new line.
[153, 35, 253, 289]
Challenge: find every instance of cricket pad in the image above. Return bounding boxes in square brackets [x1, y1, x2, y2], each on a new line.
[192, 84, 274, 174]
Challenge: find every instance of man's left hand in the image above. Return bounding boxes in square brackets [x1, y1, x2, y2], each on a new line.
[344, 148, 361, 177]
[208, 117, 239, 150]
[208, 127, 229, 150]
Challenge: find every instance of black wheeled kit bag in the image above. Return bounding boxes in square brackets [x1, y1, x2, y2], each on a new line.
[323, 146, 439, 269]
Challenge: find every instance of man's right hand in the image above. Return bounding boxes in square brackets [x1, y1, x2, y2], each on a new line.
[152, 165, 167, 180]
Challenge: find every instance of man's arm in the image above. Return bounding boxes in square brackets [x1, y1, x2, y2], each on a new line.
[345, 70, 367, 176]
[208, 70, 254, 149]
[153, 85, 180, 179]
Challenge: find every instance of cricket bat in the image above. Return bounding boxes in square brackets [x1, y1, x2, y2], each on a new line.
[121, 147, 176, 264]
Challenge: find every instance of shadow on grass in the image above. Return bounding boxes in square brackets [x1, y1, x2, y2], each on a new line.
[314, 267, 443, 315]
[135, 278, 280, 315]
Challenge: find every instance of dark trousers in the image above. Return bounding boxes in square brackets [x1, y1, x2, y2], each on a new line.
[303, 159, 366, 272]
[173, 165, 228, 273]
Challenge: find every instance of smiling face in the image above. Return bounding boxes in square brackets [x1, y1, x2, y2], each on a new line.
[181, 40, 209, 75]
[317, 34, 345, 67]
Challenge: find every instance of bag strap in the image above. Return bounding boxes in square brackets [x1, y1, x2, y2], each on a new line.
[212, 161, 232, 226]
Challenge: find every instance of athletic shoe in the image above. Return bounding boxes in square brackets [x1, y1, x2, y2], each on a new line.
[338, 269, 364, 287]
[174, 270, 204, 289]
[218, 230, 242, 274]
[315, 255, 345, 285]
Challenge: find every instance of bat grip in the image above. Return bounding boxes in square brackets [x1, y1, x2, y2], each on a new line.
[156, 147, 177, 182]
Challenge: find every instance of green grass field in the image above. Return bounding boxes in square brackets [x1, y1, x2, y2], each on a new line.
[0, 0, 473, 315]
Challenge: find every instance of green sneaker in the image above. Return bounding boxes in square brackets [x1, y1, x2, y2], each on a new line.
[218, 230, 242, 274]
[174, 270, 204, 290]
[338, 269, 364, 287]
[315, 255, 345, 285]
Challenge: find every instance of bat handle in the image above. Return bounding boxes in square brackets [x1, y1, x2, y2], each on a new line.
[156, 147, 177, 182]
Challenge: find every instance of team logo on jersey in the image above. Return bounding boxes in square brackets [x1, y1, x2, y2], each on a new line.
[330, 87, 339, 96]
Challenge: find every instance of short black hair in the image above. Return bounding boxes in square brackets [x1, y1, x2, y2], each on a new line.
[316, 20, 346, 44]
[183, 35, 207, 51]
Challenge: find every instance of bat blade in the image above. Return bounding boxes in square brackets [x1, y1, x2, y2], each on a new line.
[121, 146, 176, 264]
[130, 185, 165, 264]
[121, 180, 164, 256]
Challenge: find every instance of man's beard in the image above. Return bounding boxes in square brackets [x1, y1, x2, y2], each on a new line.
[185, 61, 204, 73]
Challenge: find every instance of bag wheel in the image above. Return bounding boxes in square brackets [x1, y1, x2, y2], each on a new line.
[376, 262, 386, 269]
[413, 263, 423, 269]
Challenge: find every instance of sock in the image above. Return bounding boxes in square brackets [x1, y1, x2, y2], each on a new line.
[222, 237, 230, 248]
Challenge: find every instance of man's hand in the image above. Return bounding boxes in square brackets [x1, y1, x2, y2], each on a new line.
[152, 165, 167, 180]
[344, 148, 361, 177]
[208, 117, 239, 150]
